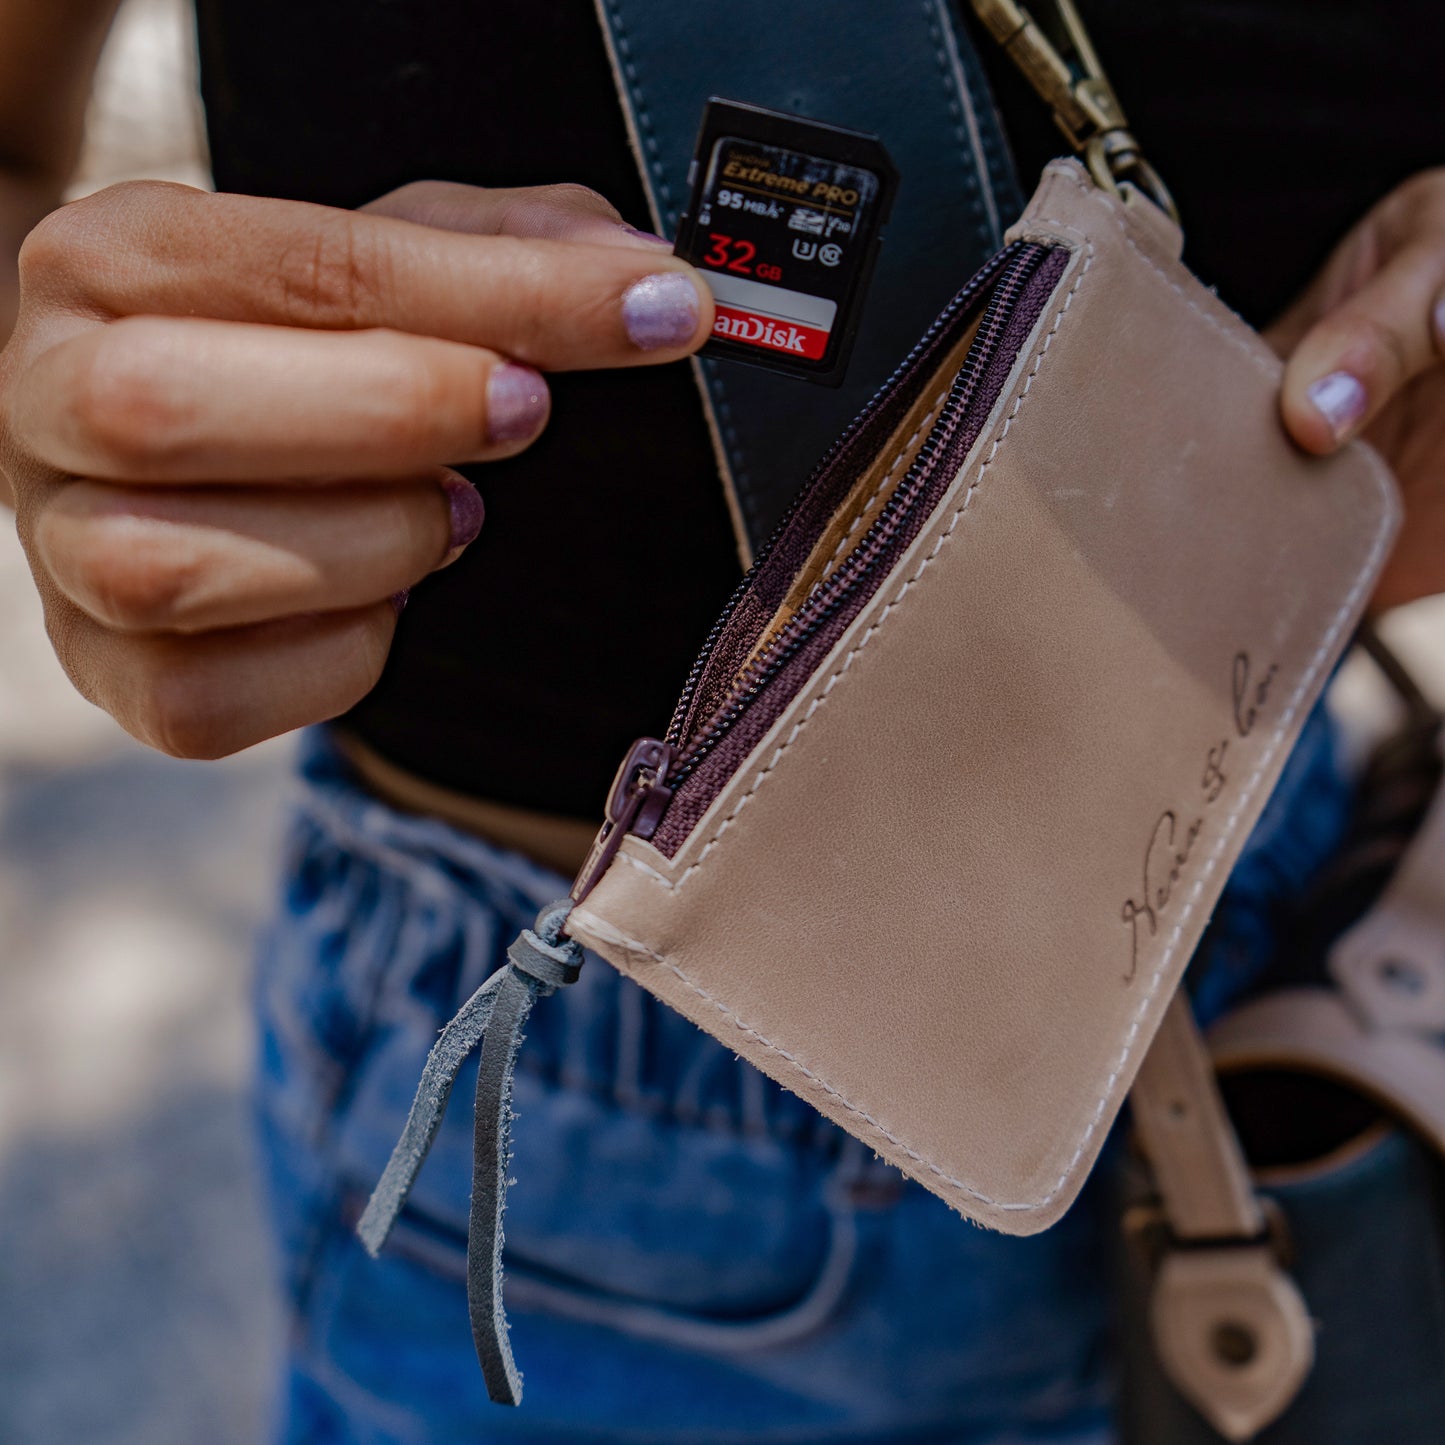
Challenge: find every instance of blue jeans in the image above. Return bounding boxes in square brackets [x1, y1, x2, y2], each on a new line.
[254, 709, 1348, 1444]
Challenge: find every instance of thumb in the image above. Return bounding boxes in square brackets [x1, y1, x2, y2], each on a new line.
[1277, 239, 1445, 454]
[361, 180, 671, 252]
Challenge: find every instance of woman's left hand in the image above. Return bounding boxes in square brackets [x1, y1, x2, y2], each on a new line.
[1267, 168, 1445, 611]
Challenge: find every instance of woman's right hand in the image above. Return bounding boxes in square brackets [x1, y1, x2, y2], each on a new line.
[0, 179, 711, 757]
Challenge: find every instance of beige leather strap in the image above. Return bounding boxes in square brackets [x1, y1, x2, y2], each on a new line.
[1210, 988, 1445, 1158]
[1131, 726, 1445, 1439]
[1131, 994, 1263, 1241]
[1129, 994, 1314, 1441]
[1328, 727, 1445, 1034]
[1146, 1243, 1316, 1444]
[1208, 728, 1445, 1151]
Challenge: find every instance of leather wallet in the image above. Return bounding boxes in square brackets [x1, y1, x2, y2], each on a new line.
[565, 160, 1399, 1234]
[362, 160, 1400, 1404]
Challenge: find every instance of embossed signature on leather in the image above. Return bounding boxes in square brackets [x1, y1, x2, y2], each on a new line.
[569, 162, 1401, 1234]
[1122, 650, 1279, 984]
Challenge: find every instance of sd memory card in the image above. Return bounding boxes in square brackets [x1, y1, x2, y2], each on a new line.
[673, 99, 898, 387]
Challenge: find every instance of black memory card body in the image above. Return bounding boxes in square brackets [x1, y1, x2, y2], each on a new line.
[674, 100, 897, 386]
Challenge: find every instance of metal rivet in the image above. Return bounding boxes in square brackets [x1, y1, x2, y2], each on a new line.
[1378, 957, 1426, 995]
[1211, 1320, 1258, 1367]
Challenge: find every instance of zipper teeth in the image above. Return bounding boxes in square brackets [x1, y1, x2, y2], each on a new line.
[662, 240, 1030, 749]
[666, 243, 1048, 789]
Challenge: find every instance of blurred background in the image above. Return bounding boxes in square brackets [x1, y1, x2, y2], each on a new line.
[2, 3, 1445, 1443]
[0, 4, 287, 1441]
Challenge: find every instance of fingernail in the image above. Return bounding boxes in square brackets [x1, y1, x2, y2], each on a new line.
[1433, 296, 1445, 351]
[622, 272, 700, 350]
[1305, 371, 1367, 443]
[486, 364, 549, 445]
[390, 588, 410, 616]
[442, 475, 485, 552]
[619, 225, 672, 247]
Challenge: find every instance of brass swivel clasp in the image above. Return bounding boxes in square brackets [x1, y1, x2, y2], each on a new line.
[972, 0, 1180, 223]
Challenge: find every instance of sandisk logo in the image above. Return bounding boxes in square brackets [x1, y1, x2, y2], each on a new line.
[712, 304, 829, 360]
[714, 313, 806, 351]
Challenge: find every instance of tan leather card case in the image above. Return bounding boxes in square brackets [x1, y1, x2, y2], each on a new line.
[568, 161, 1399, 1233]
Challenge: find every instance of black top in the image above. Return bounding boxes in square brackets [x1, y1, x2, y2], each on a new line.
[194, 0, 1445, 818]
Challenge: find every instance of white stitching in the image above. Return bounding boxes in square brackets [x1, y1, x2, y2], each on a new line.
[569, 907, 1037, 1212]
[1032, 165, 1278, 380]
[923, 0, 998, 252]
[601, 2, 672, 218]
[615, 850, 673, 889]
[598, 1, 760, 536]
[613, 394, 951, 898]
[589, 171, 1399, 1215]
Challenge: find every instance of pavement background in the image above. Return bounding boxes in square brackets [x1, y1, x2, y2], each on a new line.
[2, 4, 1445, 1444]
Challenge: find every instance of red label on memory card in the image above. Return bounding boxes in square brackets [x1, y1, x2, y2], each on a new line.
[673, 102, 896, 386]
[708, 273, 837, 359]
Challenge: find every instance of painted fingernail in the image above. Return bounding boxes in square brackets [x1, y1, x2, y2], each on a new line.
[390, 589, 410, 616]
[486, 364, 549, 445]
[619, 225, 671, 247]
[622, 272, 700, 350]
[1433, 296, 1445, 351]
[442, 475, 485, 552]
[1305, 371, 1367, 443]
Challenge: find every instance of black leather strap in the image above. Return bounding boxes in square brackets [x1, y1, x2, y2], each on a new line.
[593, 0, 1023, 555]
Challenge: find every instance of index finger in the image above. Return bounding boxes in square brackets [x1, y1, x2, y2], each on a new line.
[23, 182, 712, 369]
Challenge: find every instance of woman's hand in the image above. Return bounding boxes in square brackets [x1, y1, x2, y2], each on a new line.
[1268, 168, 1445, 611]
[0, 179, 709, 757]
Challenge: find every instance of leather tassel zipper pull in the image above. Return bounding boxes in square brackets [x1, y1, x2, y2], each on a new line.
[356, 899, 583, 1405]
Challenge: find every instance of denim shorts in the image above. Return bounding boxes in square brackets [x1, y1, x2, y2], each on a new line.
[253, 710, 1347, 1444]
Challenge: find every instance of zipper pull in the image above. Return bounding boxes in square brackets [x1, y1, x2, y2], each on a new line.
[571, 737, 676, 905]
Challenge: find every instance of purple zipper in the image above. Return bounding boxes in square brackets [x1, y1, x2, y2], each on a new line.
[573, 242, 1069, 901]
[663, 241, 1034, 755]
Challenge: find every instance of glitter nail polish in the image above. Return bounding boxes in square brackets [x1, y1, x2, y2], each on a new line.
[622, 273, 701, 351]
